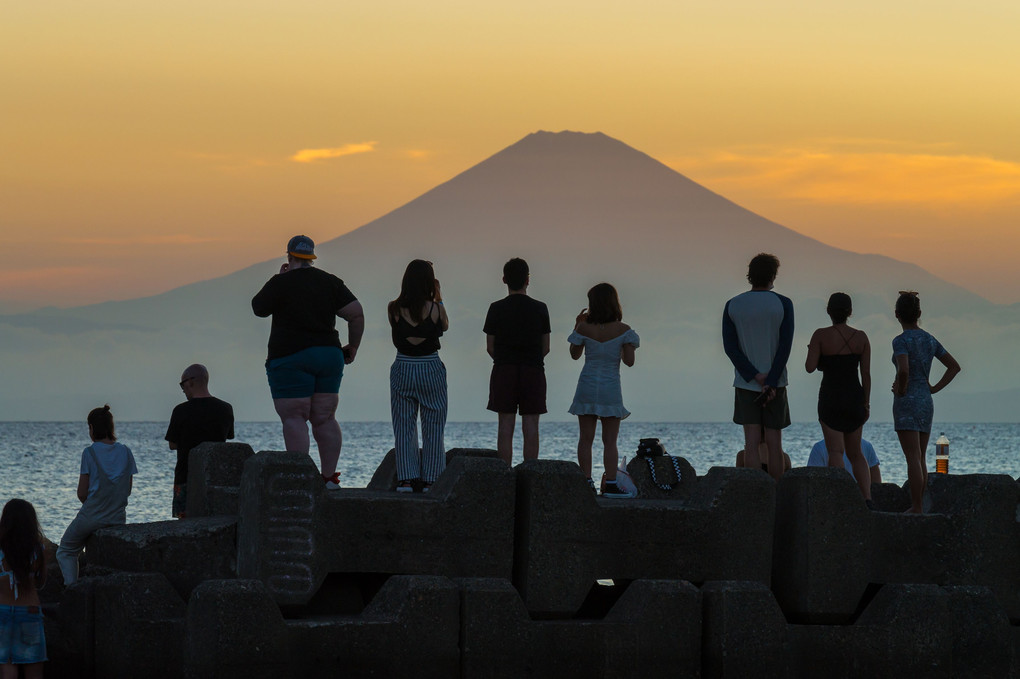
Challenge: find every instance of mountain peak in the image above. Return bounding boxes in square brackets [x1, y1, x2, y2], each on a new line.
[517, 129, 613, 144]
[503, 130, 640, 159]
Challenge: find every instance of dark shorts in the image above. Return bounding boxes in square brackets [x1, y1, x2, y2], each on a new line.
[172, 483, 187, 518]
[733, 387, 791, 429]
[266, 346, 344, 399]
[487, 364, 547, 415]
[0, 605, 47, 664]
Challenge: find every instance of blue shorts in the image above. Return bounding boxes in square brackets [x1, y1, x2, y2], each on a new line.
[266, 346, 344, 399]
[0, 605, 47, 664]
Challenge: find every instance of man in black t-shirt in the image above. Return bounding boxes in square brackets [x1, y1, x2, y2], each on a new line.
[483, 258, 551, 466]
[251, 235, 365, 490]
[166, 363, 235, 518]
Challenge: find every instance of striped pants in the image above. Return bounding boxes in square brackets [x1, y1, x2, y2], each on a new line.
[390, 353, 448, 483]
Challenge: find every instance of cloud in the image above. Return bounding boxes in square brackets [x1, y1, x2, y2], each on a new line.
[290, 142, 378, 163]
[405, 149, 431, 160]
[670, 143, 1020, 207]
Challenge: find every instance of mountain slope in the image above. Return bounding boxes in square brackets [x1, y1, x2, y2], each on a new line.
[0, 130, 1012, 423]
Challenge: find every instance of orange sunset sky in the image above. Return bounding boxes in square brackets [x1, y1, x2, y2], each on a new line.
[3, 0, 1019, 310]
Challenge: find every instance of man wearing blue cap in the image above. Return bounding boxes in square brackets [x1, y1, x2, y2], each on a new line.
[252, 235, 365, 489]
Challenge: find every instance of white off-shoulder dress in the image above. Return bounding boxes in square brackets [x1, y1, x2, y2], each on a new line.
[567, 328, 640, 419]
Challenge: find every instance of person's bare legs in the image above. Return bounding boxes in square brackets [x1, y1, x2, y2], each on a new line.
[898, 430, 925, 513]
[274, 397, 311, 453]
[309, 392, 342, 477]
[600, 416, 621, 482]
[741, 424, 763, 469]
[576, 415, 597, 479]
[1, 662, 42, 679]
[497, 412, 516, 466]
[919, 431, 931, 494]
[763, 427, 784, 482]
[843, 426, 872, 501]
[820, 423, 846, 469]
[521, 414, 540, 461]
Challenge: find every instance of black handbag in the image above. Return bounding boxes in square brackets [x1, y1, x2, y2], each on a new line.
[636, 438, 683, 490]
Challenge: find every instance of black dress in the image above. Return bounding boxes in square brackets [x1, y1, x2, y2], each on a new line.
[817, 352, 867, 433]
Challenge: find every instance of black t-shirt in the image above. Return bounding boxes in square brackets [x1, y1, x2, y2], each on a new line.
[165, 397, 235, 485]
[251, 266, 358, 360]
[483, 295, 551, 367]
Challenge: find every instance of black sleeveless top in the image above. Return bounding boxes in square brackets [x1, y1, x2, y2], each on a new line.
[390, 303, 443, 356]
[817, 329, 866, 433]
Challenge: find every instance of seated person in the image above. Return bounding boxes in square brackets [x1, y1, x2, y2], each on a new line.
[735, 441, 792, 475]
[807, 438, 882, 483]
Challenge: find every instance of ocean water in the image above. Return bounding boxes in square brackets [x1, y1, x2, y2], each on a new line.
[0, 420, 1017, 538]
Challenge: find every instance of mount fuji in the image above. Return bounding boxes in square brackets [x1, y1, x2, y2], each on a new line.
[1, 131, 1013, 422]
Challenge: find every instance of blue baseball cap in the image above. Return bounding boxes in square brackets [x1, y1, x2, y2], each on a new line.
[287, 234, 316, 260]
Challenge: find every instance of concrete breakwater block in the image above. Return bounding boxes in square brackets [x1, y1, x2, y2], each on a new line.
[773, 468, 1020, 623]
[514, 460, 774, 618]
[367, 447, 499, 490]
[61, 575, 459, 679]
[285, 575, 460, 678]
[459, 577, 702, 678]
[702, 581, 1015, 678]
[701, 581, 786, 679]
[785, 584, 1015, 678]
[184, 580, 291, 679]
[186, 441, 254, 517]
[56, 572, 187, 679]
[237, 451, 515, 605]
[87, 516, 237, 600]
[185, 576, 460, 679]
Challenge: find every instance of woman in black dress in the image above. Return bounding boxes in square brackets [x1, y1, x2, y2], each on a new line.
[806, 292, 872, 503]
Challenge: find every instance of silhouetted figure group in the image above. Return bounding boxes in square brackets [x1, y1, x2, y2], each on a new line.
[724, 253, 960, 512]
[27, 239, 964, 631]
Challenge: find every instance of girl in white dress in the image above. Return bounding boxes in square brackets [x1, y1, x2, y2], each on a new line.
[568, 283, 640, 498]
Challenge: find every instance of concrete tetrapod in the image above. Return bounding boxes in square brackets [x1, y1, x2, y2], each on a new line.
[786, 584, 1015, 678]
[86, 516, 237, 600]
[513, 460, 774, 618]
[367, 447, 500, 491]
[703, 580, 1016, 678]
[459, 577, 702, 678]
[186, 441, 255, 517]
[237, 451, 515, 605]
[54, 572, 187, 679]
[773, 467, 1020, 623]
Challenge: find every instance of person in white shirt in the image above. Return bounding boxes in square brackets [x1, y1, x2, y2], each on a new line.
[807, 439, 882, 484]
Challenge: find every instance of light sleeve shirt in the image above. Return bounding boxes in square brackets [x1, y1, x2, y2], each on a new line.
[722, 290, 794, 390]
[80, 441, 138, 498]
[807, 440, 879, 481]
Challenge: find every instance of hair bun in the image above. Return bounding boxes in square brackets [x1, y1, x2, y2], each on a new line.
[103, 404, 111, 411]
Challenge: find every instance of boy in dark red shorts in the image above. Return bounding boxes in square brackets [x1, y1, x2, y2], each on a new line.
[483, 258, 551, 465]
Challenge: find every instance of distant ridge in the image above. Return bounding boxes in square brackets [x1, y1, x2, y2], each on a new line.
[0, 131, 1012, 422]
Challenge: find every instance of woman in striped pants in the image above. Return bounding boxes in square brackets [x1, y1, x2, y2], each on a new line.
[388, 260, 450, 492]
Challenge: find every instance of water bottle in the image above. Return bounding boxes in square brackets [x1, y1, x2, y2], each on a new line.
[935, 432, 950, 474]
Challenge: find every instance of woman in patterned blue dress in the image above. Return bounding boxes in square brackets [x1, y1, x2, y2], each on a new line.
[892, 292, 961, 513]
[568, 283, 639, 498]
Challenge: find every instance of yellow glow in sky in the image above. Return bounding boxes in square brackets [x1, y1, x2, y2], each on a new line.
[2, 0, 1019, 309]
